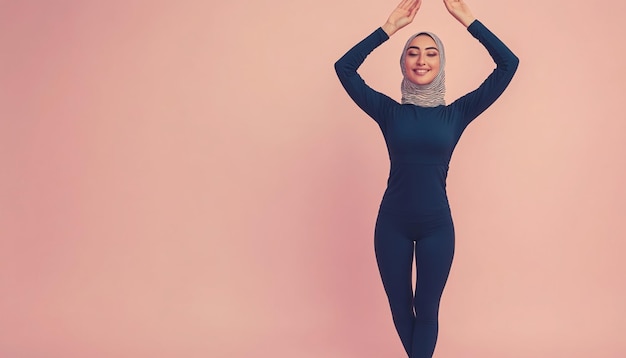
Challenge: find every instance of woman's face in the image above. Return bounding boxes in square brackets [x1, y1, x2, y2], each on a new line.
[404, 34, 440, 85]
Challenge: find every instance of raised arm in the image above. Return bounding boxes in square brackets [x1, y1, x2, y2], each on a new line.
[443, 0, 520, 125]
[334, 0, 422, 126]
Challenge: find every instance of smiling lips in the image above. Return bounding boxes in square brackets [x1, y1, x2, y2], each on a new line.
[414, 69, 430, 75]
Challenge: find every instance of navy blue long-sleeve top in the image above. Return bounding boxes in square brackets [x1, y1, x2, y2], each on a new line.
[335, 20, 519, 216]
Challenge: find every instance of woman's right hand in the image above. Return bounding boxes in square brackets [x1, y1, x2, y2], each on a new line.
[382, 0, 422, 36]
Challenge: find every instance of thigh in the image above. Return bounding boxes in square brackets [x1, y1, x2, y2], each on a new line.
[414, 214, 455, 307]
[374, 212, 415, 306]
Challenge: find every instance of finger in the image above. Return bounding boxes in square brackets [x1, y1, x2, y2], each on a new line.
[399, 0, 417, 10]
[410, 0, 421, 13]
[407, 0, 419, 11]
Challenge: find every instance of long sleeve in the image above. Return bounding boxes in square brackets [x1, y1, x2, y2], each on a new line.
[451, 20, 520, 126]
[334, 28, 399, 127]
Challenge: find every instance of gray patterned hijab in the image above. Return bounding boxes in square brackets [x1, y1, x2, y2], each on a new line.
[400, 31, 446, 107]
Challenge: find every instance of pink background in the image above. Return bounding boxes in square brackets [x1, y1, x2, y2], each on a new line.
[2, 0, 625, 357]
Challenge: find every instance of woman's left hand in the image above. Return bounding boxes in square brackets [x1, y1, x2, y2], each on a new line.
[443, 0, 476, 27]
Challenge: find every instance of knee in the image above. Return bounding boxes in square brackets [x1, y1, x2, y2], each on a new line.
[389, 301, 414, 320]
[413, 300, 441, 322]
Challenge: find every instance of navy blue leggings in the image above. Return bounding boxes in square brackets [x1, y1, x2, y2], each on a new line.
[374, 208, 455, 358]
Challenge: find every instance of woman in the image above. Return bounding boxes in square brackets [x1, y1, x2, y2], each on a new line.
[334, 0, 519, 357]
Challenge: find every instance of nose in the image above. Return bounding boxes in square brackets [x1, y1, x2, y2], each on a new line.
[417, 55, 425, 65]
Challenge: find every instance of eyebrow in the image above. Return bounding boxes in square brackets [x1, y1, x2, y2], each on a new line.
[407, 46, 438, 51]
